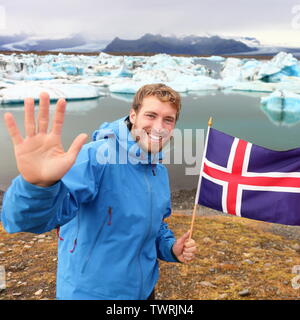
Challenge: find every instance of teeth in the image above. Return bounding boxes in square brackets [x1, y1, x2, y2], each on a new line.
[149, 134, 161, 141]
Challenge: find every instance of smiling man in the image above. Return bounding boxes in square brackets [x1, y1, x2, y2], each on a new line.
[1, 83, 196, 300]
[129, 89, 178, 154]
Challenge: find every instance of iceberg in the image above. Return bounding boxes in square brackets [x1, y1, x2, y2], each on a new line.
[221, 57, 262, 82]
[257, 52, 300, 82]
[24, 72, 56, 81]
[231, 80, 276, 93]
[109, 79, 142, 94]
[0, 83, 105, 104]
[111, 62, 133, 78]
[132, 69, 169, 83]
[220, 57, 243, 82]
[203, 55, 225, 62]
[1, 51, 300, 103]
[260, 90, 300, 126]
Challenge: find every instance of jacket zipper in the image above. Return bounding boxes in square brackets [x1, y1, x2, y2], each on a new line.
[137, 165, 153, 299]
[70, 214, 80, 253]
[151, 164, 156, 176]
[81, 207, 112, 273]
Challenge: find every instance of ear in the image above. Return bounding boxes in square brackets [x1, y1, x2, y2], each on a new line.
[129, 108, 137, 125]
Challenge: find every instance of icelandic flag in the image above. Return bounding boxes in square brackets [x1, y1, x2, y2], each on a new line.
[196, 127, 300, 226]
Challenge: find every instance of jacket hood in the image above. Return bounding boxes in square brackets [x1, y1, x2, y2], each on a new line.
[92, 116, 163, 164]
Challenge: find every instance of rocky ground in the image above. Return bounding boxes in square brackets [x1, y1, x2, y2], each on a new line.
[0, 189, 300, 300]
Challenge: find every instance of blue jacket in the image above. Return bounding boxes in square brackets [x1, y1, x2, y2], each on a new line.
[1, 116, 178, 300]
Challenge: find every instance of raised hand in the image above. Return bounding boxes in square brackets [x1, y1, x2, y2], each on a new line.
[4, 92, 88, 187]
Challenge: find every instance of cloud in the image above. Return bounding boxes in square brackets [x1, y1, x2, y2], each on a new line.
[0, 0, 299, 45]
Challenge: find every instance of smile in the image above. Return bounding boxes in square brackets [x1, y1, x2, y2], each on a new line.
[148, 133, 163, 142]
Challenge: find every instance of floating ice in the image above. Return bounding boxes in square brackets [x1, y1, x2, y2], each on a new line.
[203, 55, 225, 62]
[0, 51, 300, 104]
[231, 80, 276, 93]
[109, 79, 142, 94]
[257, 52, 300, 82]
[0, 83, 105, 104]
[260, 90, 300, 126]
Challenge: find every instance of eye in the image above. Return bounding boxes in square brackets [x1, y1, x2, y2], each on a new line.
[165, 118, 175, 124]
[146, 114, 155, 119]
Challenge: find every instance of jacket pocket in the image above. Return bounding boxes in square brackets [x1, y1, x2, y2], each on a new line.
[81, 206, 112, 274]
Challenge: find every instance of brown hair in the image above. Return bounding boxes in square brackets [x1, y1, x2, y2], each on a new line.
[131, 83, 181, 121]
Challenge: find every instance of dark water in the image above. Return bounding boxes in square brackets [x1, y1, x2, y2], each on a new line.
[1, 90, 300, 191]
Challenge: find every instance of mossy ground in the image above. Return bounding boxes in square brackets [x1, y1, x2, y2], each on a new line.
[0, 212, 300, 300]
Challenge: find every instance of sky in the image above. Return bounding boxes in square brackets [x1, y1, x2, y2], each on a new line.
[0, 0, 300, 47]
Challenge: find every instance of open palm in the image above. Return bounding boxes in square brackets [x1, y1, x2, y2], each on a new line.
[4, 92, 88, 187]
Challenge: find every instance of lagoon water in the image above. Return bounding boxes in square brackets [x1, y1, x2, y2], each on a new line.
[1, 90, 300, 192]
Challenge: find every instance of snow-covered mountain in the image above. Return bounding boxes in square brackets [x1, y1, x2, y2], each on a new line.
[103, 33, 257, 55]
[0, 33, 110, 52]
[0, 33, 300, 56]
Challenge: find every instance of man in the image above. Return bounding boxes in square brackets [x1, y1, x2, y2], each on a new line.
[1, 83, 196, 300]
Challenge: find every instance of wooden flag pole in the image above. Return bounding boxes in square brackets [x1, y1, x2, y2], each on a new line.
[188, 116, 213, 241]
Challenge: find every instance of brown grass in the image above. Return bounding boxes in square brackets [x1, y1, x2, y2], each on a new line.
[0, 213, 300, 300]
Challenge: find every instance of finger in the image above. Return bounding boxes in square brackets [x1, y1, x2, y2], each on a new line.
[184, 239, 196, 248]
[4, 112, 23, 145]
[38, 92, 50, 134]
[183, 246, 197, 253]
[183, 252, 194, 260]
[67, 133, 88, 163]
[24, 97, 36, 137]
[181, 231, 191, 242]
[51, 98, 66, 135]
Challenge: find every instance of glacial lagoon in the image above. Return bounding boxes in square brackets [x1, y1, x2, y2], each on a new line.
[1, 90, 300, 192]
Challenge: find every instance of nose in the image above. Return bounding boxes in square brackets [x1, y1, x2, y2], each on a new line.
[152, 118, 165, 133]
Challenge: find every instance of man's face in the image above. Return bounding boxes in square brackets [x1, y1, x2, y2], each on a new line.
[129, 95, 177, 154]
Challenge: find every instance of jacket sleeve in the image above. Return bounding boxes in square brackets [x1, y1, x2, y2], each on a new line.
[1, 142, 105, 234]
[155, 202, 180, 263]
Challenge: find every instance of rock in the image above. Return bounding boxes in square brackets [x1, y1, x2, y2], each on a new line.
[24, 245, 31, 249]
[34, 289, 43, 296]
[36, 235, 46, 239]
[243, 259, 254, 265]
[220, 240, 228, 245]
[218, 293, 228, 299]
[264, 263, 272, 268]
[243, 252, 252, 258]
[291, 243, 300, 252]
[37, 239, 45, 243]
[12, 292, 22, 296]
[200, 281, 217, 288]
[238, 289, 250, 297]
[202, 237, 212, 244]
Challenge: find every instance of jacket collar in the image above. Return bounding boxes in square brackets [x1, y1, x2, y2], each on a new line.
[92, 116, 163, 164]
